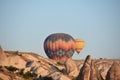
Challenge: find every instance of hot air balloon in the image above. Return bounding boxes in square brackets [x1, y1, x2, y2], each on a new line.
[44, 33, 75, 61]
[75, 39, 84, 54]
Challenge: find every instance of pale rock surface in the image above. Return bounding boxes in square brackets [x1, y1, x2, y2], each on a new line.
[35, 66, 50, 77]
[60, 75, 71, 80]
[64, 58, 79, 77]
[48, 71, 71, 80]
[0, 46, 7, 66]
[90, 61, 102, 80]
[0, 73, 10, 80]
[0, 67, 24, 80]
[77, 55, 102, 80]
[7, 55, 26, 69]
[21, 53, 39, 61]
[77, 55, 91, 80]
[106, 61, 120, 80]
[97, 62, 111, 80]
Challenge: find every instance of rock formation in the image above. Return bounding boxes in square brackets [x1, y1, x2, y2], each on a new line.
[0, 66, 24, 80]
[106, 61, 120, 80]
[0, 46, 120, 80]
[90, 61, 102, 80]
[64, 58, 79, 77]
[0, 46, 7, 66]
[77, 55, 102, 80]
[77, 55, 91, 80]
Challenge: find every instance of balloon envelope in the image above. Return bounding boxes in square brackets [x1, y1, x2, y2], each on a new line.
[44, 33, 75, 60]
[75, 39, 84, 54]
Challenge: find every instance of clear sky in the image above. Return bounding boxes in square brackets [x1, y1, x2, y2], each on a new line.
[0, 0, 120, 59]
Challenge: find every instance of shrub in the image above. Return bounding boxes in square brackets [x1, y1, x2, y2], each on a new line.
[23, 71, 37, 79]
[16, 68, 24, 75]
[5, 66, 19, 72]
[57, 61, 64, 66]
[40, 76, 54, 80]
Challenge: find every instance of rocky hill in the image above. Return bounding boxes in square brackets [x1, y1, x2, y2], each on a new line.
[0, 46, 120, 80]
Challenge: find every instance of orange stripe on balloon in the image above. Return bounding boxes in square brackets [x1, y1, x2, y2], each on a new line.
[46, 39, 75, 51]
[52, 43, 56, 51]
[49, 41, 53, 50]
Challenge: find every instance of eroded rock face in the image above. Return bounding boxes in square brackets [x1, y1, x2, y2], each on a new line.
[106, 61, 120, 80]
[0, 46, 7, 66]
[77, 55, 102, 80]
[0, 46, 120, 80]
[77, 55, 91, 80]
[90, 61, 102, 80]
[96, 62, 111, 80]
[0, 66, 24, 80]
[64, 58, 79, 77]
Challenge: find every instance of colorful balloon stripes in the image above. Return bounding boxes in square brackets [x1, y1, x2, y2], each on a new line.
[44, 33, 84, 61]
[75, 39, 84, 54]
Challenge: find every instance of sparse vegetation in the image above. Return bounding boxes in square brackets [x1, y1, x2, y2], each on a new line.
[16, 69, 38, 79]
[0, 66, 2, 68]
[16, 68, 24, 75]
[57, 61, 64, 66]
[5, 66, 19, 72]
[72, 77, 77, 80]
[22, 71, 38, 79]
[40, 76, 54, 80]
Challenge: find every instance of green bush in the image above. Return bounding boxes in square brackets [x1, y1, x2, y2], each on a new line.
[40, 76, 54, 80]
[5, 66, 19, 72]
[57, 61, 64, 66]
[23, 71, 37, 79]
[16, 68, 24, 75]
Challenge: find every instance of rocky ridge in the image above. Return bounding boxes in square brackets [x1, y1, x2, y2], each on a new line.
[0, 46, 120, 80]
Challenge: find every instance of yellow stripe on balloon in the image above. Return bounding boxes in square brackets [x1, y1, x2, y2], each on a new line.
[75, 39, 84, 54]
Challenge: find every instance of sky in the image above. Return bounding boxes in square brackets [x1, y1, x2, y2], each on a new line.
[0, 0, 120, 59]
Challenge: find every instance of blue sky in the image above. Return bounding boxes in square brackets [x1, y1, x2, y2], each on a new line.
[0, 0, 120, 59]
